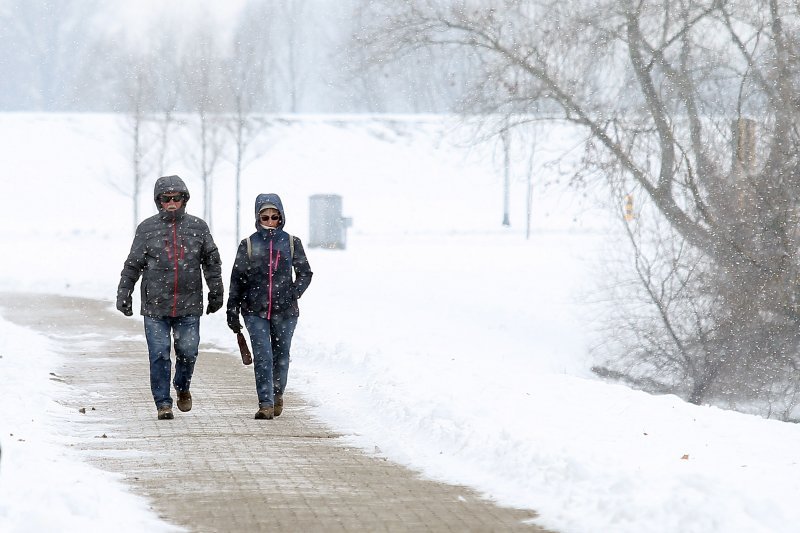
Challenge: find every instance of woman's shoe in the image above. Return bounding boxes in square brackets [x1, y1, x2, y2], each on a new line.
[254, 406, 274, 420]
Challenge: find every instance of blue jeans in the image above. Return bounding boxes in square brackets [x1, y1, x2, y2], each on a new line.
[143, 316, 200, 408]
[243, 314, 298, 407]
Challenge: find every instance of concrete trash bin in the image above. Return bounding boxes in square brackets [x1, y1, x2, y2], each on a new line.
[308, 194, 351, 249]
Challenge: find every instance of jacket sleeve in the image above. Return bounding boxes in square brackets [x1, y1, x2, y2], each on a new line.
[291, 237, 313, 298]
[117, 227, 147, 300]
[200, 226, 224, 299]
[226, 240, 249, 312]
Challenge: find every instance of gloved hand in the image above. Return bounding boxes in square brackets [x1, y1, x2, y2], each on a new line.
[206, 292, 223, 314]
[227, 309, 242, 333]
[116, 295, 133, 316]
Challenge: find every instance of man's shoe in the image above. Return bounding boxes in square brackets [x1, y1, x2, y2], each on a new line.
[274, 395, 284, 417]
[254, 406, 274, 420]
[176, 390, 192, 412]
[157, 405, 174, 420]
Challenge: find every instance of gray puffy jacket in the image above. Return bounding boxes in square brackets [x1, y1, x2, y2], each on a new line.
[117, 175, 223, 317]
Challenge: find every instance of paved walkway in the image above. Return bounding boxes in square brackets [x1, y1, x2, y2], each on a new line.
[0, 293, 550, 532]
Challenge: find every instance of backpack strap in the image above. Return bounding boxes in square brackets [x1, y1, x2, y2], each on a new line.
[288, 234, 295, 282]
[246, 237, 253, 259]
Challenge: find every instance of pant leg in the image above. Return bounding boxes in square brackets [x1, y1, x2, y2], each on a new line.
[143, 316, 173, 408]
[244, 315, 274, 407]
[172, 315, 200, 393]
[270, 315, 298, 398]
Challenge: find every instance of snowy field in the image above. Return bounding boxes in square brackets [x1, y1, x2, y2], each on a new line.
[1, 113, 800, 532]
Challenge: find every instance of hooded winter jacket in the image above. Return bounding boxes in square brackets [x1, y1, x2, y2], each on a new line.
[117, 175, 224, 317]
[227, 193, 313, 320]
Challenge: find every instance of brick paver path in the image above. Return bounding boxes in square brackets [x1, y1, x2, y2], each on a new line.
[0, 293, 550, 532]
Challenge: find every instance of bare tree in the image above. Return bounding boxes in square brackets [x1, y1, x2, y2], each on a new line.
[182, 25, 227, 230]
[225, 0, 275, 244]
[363, 0, 800, 415]
[126, 64, 152, 233]
[347, 0, 476, 112]
[282, 0, 313, 112]
[147, 27, 184, 177]
[109, 49, 158, 234]
[0, 0, 103, 110]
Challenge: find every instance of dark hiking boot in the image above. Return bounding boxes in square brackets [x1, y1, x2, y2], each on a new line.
[254, 406, 274, 420]
[274, 395, 284, 417]
[157, 405, 174, 420]
[176, 390, 192, 412]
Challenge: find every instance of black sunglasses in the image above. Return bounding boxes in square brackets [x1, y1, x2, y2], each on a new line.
[260, 214, 280, 221]
[159, 193, 185, 203]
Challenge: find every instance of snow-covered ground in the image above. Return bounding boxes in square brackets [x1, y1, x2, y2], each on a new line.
[1, 113, 800, 533]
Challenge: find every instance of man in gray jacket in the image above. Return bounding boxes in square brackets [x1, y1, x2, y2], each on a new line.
[116, 175, 224, 420]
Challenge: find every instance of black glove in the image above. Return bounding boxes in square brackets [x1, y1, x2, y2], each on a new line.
[227, 309, 242, 333]
[116, 296, 133, 317]
[206, 292, 223, 314]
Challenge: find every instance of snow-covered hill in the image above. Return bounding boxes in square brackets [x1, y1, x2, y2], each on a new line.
[2, 113, 799, 533]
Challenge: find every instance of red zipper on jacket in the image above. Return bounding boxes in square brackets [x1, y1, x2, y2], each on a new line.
[266, 238, 281, 320]
[171, 221, 180, 317]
